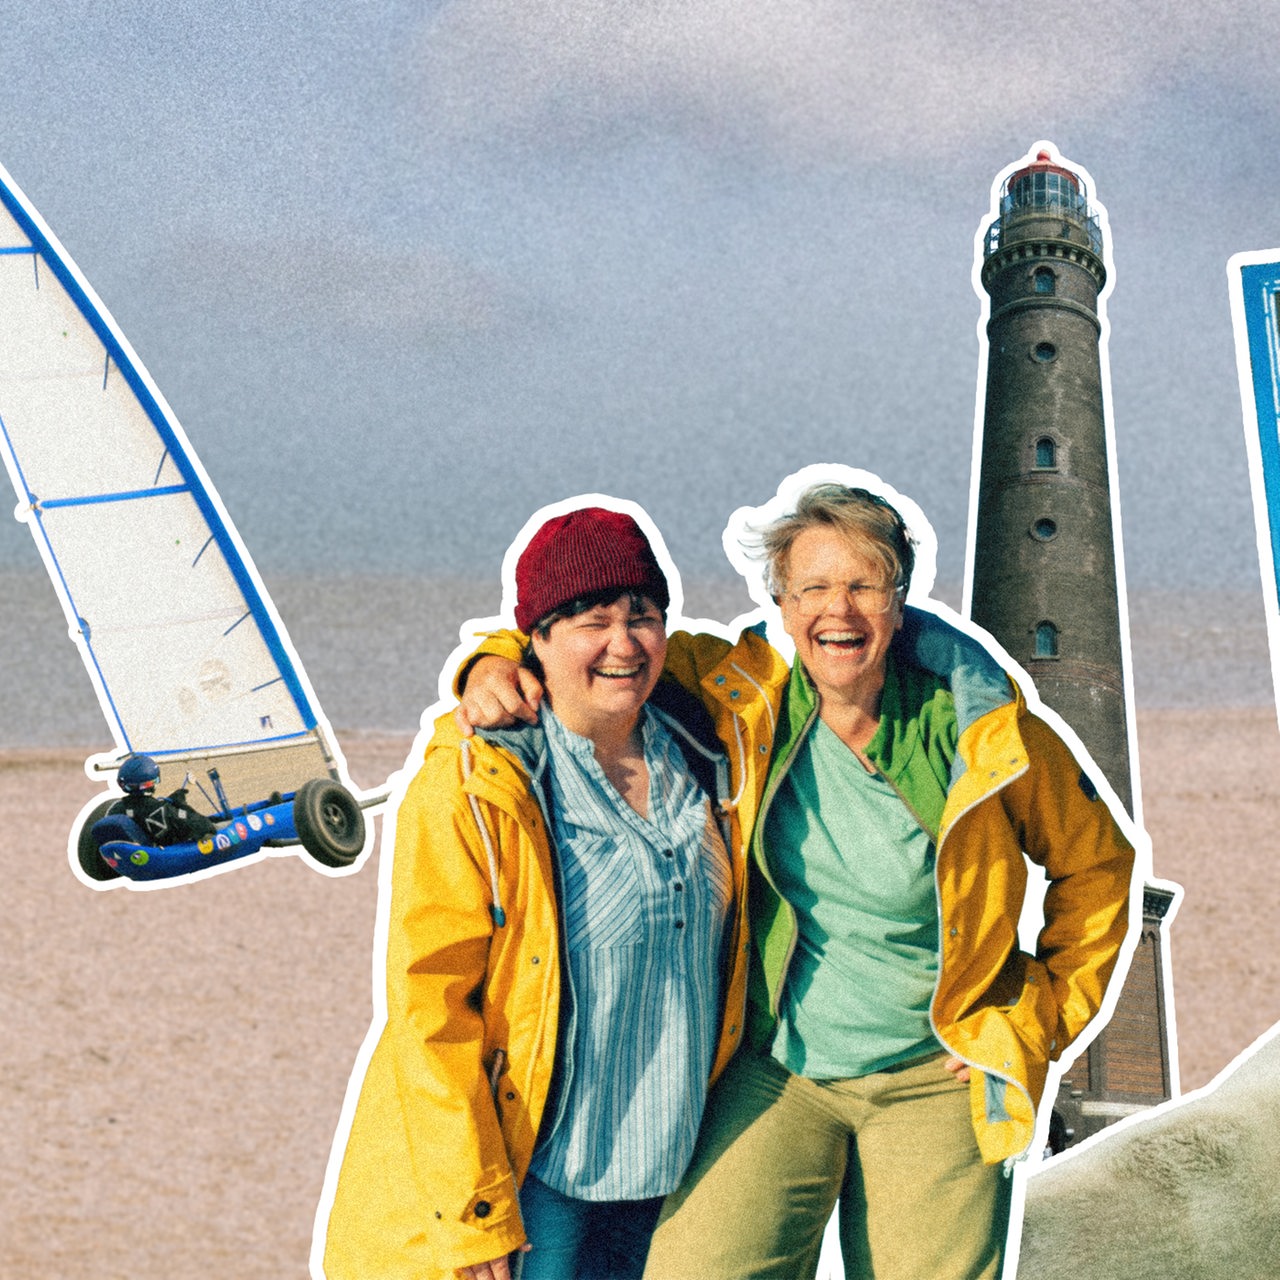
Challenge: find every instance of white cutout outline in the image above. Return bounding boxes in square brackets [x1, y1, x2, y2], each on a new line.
[312, 472, 1160, 1280]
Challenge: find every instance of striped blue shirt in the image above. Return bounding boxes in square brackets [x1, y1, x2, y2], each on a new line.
[528, 704, 732, 1201]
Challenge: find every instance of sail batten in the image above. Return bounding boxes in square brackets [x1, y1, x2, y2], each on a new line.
[35, 483, 192, 509]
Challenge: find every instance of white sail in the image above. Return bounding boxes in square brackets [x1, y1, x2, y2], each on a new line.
[0, 163, 343, 807]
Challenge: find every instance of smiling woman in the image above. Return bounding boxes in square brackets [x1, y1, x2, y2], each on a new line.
[642, 480, 1137, 1280]
[320, 503, 779, 1280]
[776, 527, 903, 751]
[529, 592, 668, 813]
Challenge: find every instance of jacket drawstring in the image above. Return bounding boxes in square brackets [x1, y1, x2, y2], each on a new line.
[730, 661, 777, 736]
[460, 739, 507, 927]
[723, 661, 777, 813]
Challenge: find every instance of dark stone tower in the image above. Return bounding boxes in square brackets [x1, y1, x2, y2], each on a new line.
[969, 146, 1174, 1149]
[969, 148, 1132, 812]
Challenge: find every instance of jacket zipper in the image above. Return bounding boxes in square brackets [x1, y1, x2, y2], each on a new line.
[753, 693, 819, 1017]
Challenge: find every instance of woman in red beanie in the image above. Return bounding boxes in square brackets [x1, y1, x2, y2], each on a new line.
[322, 504, 784, 1280]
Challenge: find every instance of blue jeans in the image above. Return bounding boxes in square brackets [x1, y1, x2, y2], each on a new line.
[516, 1173, 663, 1280]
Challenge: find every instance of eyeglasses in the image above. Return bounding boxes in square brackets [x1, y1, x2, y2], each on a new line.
[784, 581, 898, 617]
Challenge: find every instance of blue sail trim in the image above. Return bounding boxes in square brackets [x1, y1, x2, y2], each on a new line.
[0, 176, 319, 734]
[37, 483, 190, 510]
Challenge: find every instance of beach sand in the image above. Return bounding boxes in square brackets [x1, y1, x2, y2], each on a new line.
[3, 709, 1277, 1278]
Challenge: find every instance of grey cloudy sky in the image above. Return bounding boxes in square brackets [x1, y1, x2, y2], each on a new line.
[0, 0, 1274, 599]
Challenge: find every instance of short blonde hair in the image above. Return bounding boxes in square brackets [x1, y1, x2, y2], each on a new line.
[751, 483, 916, 599]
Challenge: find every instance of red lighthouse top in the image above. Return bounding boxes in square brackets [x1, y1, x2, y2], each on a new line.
[984, 146, 1103, 260]
[1005, 149, 1082, 196]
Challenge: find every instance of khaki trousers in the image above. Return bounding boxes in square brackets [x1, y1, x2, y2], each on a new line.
[643, 1050, 1011, 1280]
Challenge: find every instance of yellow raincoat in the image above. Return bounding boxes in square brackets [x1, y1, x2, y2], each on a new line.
[321, 609, 1135, 1275]
[321, 628, 786, 1279]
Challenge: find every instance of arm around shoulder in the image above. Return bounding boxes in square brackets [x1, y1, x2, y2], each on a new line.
[663, 625, 781, 691]
[453, 628, 529, 698]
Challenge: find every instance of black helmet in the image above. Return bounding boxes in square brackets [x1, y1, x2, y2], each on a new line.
[118, 753, 160, 793]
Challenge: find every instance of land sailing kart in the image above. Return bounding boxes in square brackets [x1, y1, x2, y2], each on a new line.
[79, 769, 368, 884]
[0, 163, 382, 889]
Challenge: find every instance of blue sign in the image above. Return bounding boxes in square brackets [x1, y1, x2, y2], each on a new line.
[1229, 252, 1280, 721]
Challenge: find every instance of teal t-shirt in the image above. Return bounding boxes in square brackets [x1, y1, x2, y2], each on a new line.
[765, 717, 941, 1078]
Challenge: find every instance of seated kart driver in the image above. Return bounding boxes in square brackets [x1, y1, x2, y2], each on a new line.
[107, 753, 218, 847]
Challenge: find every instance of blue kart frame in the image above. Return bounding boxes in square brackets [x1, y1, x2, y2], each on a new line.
[79, 776, 366, 883]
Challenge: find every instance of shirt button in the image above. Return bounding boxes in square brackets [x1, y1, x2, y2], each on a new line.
[674, 882, 684, 892]
[675, 921, 685, 930]
[662, 849, 674, 859]
[715, 675, 726, 685]
[474, 1200, 492, 1218]
[729, 689, 740, 699]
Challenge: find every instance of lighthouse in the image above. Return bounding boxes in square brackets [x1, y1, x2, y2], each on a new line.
[969, 147, 1133, 812]
[969, 145, 1174, 1147]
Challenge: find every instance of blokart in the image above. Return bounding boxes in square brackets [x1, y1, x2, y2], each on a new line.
[1, 162, 381, 890]
[78, 772, 367, 884]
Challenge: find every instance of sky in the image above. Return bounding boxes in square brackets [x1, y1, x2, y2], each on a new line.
[0, 2, 1277, 741]
[0, 1, 1274, 590]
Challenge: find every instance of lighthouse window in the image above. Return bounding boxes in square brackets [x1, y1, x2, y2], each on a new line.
[1035, 437, 1057, 468]
[1035, 622, 1060, 659]
[1033, 267, 1056, 295]
[1033, 341, 1057, 363]
[1032, 518, 1058, 540]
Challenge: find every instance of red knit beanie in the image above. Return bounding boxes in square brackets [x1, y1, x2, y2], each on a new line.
[515, 507, 670, 633]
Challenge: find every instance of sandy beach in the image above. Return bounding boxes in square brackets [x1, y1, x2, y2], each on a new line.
[4, 708, 1278, 1279]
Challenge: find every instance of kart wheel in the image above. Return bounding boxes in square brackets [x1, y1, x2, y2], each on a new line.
[77, 799, 122, 882]
[294, 779, 365, 868]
